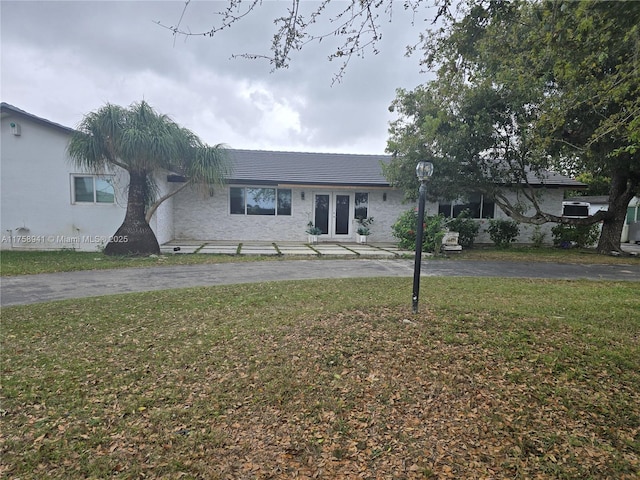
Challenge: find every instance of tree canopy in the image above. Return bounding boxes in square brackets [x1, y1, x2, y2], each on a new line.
[385, 0, 640, 253]
[68, 101, 230, 255]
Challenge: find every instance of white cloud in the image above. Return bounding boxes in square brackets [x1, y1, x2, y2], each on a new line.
[1, 0, 434, 154]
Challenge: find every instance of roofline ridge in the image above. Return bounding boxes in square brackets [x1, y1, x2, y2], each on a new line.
[1, 102, 75, 133]
[228, 148, 390, 157]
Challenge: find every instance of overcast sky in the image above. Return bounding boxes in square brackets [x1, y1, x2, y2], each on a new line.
[1, 1, 437, 154]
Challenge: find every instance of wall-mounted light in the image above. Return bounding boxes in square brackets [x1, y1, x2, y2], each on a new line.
[301, 191, 305, 200]
[9, 122, 21, 136]
[383, 192, 387, 202]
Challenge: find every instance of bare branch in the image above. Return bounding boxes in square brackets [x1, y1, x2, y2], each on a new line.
[155, 0, 433, 83]
[155, 0, 263, 40]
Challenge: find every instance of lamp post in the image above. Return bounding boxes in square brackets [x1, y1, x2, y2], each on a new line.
[412, 161, 434, 313]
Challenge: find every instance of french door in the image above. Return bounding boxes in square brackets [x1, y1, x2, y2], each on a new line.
[314, 192, 351, 239]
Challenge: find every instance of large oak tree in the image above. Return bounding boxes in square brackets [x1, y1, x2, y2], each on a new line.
[385, 0, 639, 253]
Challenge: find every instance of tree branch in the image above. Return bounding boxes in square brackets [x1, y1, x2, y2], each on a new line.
[155, 0, 431, 83]
[492, 189, 612, 226]
[145, 179, 193, 224]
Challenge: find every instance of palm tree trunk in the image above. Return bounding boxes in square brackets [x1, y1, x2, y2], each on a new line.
[104, 171, 160, 256]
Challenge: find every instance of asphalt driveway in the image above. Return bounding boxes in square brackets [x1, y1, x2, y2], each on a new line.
[1, 258, 639, 306]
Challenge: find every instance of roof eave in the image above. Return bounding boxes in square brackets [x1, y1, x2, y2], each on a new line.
[227, 179, 391, 188]
[1, 102, 75, 134]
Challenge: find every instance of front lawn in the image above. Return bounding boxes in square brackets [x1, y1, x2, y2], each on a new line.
[1, 277, 638, 478]
[454, 245, 640, 264]
[0, 249, 276, 276]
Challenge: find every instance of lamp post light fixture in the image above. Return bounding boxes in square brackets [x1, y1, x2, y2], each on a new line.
[412, 161, 434, 313]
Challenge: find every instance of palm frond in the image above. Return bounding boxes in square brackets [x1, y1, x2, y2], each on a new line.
[67, 103, 126, 172]
[186, 144, 232, 195]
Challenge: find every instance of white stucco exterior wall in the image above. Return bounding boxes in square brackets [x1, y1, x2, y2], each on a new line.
[149, 194, 174, 246]
[1, 113, 127, 251]
[147, 172, 175, 246]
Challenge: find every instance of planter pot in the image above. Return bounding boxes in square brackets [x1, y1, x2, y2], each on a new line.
[308, 234, 319, 245]
[357, 234, 368, 244]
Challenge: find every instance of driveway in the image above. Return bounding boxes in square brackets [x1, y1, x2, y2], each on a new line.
[1, 258, 639, 307]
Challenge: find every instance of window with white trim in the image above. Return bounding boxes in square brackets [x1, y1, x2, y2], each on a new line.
[438, 194, 495, 219]
[230, 187, 292, 216]
[72, 175, 115, 204]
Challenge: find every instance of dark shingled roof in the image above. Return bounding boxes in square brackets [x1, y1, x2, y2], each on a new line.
[226, 149, 586, 189]
[227, 149, 391, 187]
[519, 170, 586, 189]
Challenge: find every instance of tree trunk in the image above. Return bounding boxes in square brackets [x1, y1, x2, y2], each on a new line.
[596, 170, 636, 254]
[597, 209, 626, 254]
[104, 171, 160, 256]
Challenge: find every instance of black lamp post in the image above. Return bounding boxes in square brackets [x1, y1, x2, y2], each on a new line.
[412, 161, 434, 313]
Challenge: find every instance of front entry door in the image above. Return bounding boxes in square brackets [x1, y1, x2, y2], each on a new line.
[314, 193, 351, 239]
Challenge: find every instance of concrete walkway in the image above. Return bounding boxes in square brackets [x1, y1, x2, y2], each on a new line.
[163, 240, 640, 257]
[160, 241, 413, 258]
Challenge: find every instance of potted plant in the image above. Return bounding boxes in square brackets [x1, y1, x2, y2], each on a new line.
[306, 221, 322, 244]
[355, 217, 374, 244]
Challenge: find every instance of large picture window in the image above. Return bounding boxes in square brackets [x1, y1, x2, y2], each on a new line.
[438, 194, 495, 219]
[72, 175, 114, 204]
[230, 187, 292, 216]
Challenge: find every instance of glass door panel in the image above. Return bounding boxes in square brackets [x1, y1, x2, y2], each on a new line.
[335, 194, 350, 235]
[314, 192, 352, 238]
[314, 194, 330, 234]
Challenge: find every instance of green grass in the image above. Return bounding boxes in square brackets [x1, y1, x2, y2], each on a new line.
[454, 245, 640, 264]
[2, 277, 638, 479]
[0, 249, 279, 276]
[2, 246, 638, 276]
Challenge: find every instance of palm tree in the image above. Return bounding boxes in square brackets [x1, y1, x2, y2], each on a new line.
[68, 101, 230, 256]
